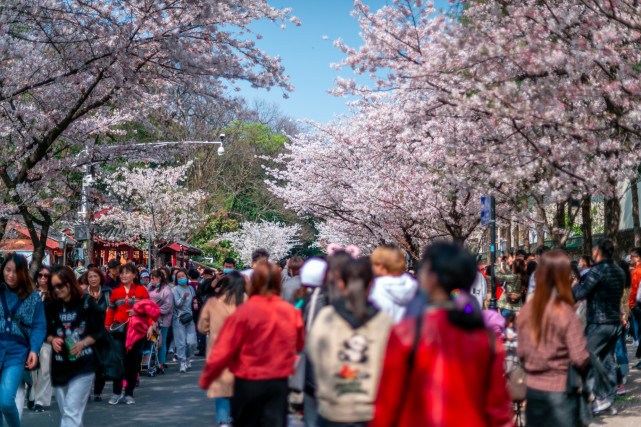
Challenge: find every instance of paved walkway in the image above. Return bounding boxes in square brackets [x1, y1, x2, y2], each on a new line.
[597, 345, 641, 427]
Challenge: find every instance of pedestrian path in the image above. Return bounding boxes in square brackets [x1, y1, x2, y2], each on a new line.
[22, 357, 214, 426]
[598, 347, 641, 427]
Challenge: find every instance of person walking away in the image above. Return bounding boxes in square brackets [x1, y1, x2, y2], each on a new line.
[307, 258, 394, 427]
[300, 257, 331, 427]
[572, 239, 624, 414]
[198, 272, 247, 427]
[28, 266, 53, 413]
[0, 254, 46, 427]
[239, 249, 269, 279]
[282, 256, 305, 304]
[84, 266, 111, 401]
[517, 250, 590, 426]
[368, 246, 418, 322]
[199, 261, 304, 427]
[629, 248, 641, 365]
[45, 266, 106, 427]
[370, 242, 513, 427]
[173, 268, 196, 373]
[104, 263, 150, 405]
[148, 270, 173, 373]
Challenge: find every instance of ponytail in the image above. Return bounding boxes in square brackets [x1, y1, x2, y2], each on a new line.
[340, 258, 374, 323]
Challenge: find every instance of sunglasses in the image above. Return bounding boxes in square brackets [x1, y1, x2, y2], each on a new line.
[38, 273, 50, 278]
[52, 283, 68, 291]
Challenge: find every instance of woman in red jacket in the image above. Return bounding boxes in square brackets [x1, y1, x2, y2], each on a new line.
[199, 261, 304, 427]
[370, 242, 513, 427]
[104, 263, 150, 406]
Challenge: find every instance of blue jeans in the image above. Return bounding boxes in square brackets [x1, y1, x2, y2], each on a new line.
[159, 326, 169, 366]
[215, 397, 231, 424]
[0, 364, 24, 427]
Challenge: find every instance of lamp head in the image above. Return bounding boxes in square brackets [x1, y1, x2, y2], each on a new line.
[217, 145, 225, 156]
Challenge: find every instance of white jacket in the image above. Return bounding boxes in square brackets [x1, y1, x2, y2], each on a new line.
[368, 273, 418, 322]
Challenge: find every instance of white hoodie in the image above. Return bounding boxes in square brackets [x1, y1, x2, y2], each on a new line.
[368, 273, 418, 323]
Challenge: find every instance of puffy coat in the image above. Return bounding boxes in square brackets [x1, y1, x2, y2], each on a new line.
[126, 299, 160, 351]
[370, 309, 513, 427]
[573, 259, 624, 325]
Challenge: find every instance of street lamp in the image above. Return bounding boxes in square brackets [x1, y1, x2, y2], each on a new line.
[134, 134, 227, 156]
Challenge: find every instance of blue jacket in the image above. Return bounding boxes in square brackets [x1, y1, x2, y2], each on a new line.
[0, 283, 46, 368]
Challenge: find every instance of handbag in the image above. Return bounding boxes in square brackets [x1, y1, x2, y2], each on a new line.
[506, 364, 527, 402]
[506, 292, 522, 304]
[179, 312, 193, 325]
[0, 291, 39, 371]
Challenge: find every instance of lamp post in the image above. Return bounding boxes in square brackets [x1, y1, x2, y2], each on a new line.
[488, 196, 498, 310]
[62, 235, 68, 266]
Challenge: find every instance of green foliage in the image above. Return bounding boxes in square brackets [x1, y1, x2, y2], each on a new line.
[191, 213, 241, 266]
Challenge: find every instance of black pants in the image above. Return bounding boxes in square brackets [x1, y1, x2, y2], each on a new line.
[318, 417, 367, 427]
[525, 388, 579, 426]
[94, 370, 106, 396]
[232, 378, 288, 427]
[111, 332, 145, 397]
[585, 323, 621, 402]
[632, 306, 641, 358]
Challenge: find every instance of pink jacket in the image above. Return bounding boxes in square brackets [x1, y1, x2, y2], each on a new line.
[126, 299, 161, 351]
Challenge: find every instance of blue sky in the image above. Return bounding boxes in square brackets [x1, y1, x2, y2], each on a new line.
[236, 1, 446, 124]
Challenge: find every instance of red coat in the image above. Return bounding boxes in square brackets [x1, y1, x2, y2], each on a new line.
[370, 309, 513, 427]
[199, 294, 304, 388]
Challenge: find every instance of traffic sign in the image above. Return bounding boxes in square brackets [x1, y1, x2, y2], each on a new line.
[481, 197, 491, 226]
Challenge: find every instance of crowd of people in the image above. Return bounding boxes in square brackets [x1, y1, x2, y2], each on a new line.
[0, 237, 639, 427]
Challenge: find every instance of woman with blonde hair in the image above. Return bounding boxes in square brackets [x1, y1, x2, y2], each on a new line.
[517, 250, 590, 426]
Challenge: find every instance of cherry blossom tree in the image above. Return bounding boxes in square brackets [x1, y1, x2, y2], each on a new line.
[268, 96, 482, 262]
[330, 0, 641, 251]
[96, 163, 207, 267]
[0, 0, 298, 271]
[216, 220, 301, 265]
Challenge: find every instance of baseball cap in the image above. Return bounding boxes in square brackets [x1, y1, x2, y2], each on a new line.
[300, 258, 328, 288]
[203, 268, 214, 276]
[140, 271, 150, 279]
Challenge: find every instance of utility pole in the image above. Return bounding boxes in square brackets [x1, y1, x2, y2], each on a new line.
[488, 196, 498, 310]
[148, 227, 152, 272]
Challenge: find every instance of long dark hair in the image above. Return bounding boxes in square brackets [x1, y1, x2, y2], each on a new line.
[150, 269, 167, 289]
[340, 258, 374, 323]
[421, 242, 483, 330]
[2, 253, 34, 300]
[219, 271, 246, 306]
[531, 250, 574, 346]
[36, 265, 52, 294]
[50, 265, 85, 302]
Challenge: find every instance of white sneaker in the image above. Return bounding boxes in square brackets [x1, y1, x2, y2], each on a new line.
[179, 362, 186, 373]
[125, 396, 135, 405]
[186, 359, 192, 369]
[108, 394, 123, 405]
[593, 398, 612, 413]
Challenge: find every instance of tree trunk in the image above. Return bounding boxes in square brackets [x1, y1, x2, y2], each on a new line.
[551, 202, 566, 249]
[632, 178, 641, 247]
[24, 211, 51, 279]
[604, 196, 621, 254]
[506, 221, 512, 255]
[0, 217, 8, 242]
[535, 207, 546, 248]
[581, 197, 593, 256]
[514, 223, 520, 251]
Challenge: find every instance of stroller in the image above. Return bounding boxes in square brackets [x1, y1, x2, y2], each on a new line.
[141, 333, 160, 377]
[504, 334, 526, 427]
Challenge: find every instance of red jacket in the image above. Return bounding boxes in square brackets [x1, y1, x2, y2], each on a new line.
[630, 265, 641, 309]
[199, 294, 304, 387]
[104, 284, 149, 327]
[370, 309, 513, 427]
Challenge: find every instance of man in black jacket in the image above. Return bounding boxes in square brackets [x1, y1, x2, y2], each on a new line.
[573, 239, 624, 414]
